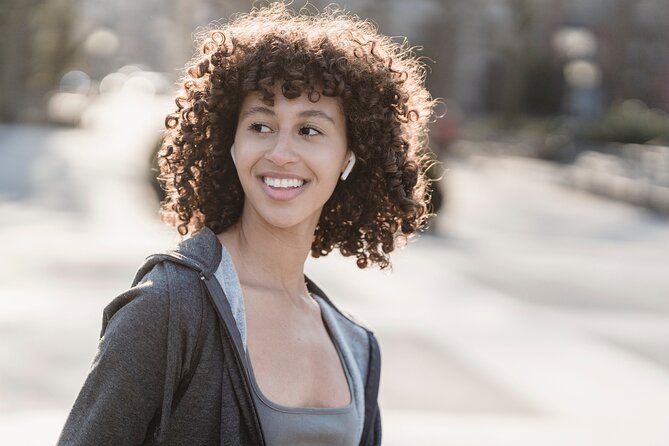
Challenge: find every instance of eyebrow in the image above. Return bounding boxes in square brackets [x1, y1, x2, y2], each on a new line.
[240, 105, 336, 125]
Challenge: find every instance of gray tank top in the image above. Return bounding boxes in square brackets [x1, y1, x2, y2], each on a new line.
[213, 245, 361, 446]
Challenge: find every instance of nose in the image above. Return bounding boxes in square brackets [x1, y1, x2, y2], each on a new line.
[264, 131, 299, 166]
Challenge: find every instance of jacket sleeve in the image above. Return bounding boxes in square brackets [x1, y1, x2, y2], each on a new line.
[57, 262, 199, 445]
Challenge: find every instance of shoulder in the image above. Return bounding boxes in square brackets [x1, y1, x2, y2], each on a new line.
[102, 260, 206, 342]
[101, 228, 222, 352]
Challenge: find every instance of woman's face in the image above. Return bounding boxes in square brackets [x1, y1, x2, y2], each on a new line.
[233, 86, 350, 231]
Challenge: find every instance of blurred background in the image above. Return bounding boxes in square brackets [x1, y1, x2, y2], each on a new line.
[1, 0, 669, 444]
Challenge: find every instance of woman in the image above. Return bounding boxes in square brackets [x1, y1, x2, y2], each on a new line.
[58, 3, 435, 445]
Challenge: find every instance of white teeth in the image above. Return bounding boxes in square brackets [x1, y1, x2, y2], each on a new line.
[263, 177, 304, 188]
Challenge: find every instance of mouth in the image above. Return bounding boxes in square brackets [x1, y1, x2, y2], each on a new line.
[259, 175, 308, 201]
[261, 176, 306, 189]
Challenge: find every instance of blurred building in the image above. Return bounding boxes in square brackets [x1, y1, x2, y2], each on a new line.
[418, 0, 669, 117]
[1, 0, 668, 123]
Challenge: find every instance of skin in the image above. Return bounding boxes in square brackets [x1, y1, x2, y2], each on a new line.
[217, 86, 354, 408]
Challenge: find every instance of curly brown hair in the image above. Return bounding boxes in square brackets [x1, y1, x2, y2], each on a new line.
[159, 2, 437, 269]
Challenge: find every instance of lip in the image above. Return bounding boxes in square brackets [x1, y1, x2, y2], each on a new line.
[258, 173, 309, 202]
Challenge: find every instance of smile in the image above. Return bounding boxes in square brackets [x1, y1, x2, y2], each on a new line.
[259, 175, 308, 202]
[262, 176, 305, 189]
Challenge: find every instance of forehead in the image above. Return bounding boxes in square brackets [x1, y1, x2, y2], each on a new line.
[238, 86, 345, 123]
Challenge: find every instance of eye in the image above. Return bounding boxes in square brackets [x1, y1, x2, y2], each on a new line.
[298, 126, 322, 137]
[249, 123, 272, 133]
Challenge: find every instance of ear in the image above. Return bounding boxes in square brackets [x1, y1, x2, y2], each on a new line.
[340, 151, 356, 180]
[230, 144, 236, 166]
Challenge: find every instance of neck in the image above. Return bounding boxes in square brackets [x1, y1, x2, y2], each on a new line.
[217, 207, 317, 303]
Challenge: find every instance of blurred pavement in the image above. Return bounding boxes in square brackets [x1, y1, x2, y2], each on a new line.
[1, 93, 669, 445]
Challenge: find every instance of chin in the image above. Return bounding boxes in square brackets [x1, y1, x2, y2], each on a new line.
[255, 206, 321, 232]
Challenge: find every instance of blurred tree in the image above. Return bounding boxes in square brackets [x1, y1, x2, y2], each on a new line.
[0, 0, 80, 122]
[499, 0, 533, 122]
[524, 56, 565, 115]
[602, 0, 639, 106]
[578, 100, 669, 145]
[421, 2, 457, 109]
[0, 0, 33, 122]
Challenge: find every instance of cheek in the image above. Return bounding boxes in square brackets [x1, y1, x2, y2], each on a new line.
[310, 156, 341, 183]
[234, 144, 262, 170]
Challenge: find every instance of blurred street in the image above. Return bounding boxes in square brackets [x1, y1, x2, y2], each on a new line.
[1, 93, 669, 445]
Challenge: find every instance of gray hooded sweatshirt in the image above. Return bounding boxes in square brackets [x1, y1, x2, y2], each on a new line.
[57, 227, 381, 446]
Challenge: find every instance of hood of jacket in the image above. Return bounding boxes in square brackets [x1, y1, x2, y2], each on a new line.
[131, 226, 223, 287]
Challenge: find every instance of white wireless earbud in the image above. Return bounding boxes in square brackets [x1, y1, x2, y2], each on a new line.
[230, 144, 236, 166]
[340, 152, 356, 180]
